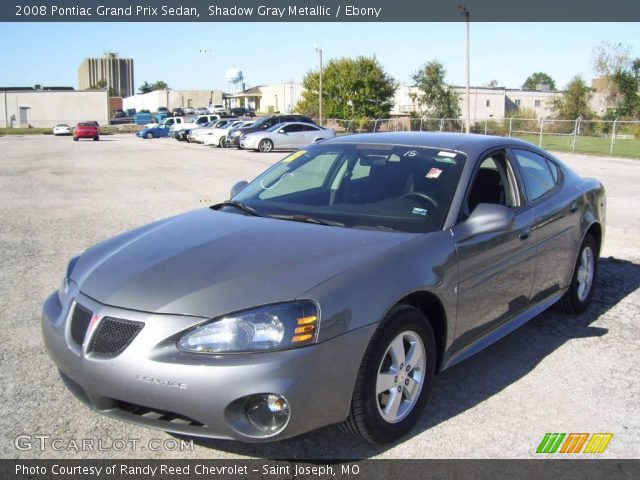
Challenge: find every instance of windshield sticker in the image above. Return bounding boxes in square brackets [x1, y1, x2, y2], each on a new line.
[438, 151, 457, 158]
[282, 150, 306, 164]
[412, 207, 428, 216]
[426, 168, 443, 179]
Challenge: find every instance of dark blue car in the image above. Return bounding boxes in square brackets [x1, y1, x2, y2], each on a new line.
[137, 124, 171, 139]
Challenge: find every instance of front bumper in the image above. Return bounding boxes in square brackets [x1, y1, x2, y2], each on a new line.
[42, 291, 373, 442]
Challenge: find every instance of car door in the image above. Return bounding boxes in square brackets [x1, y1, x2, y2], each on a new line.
[276, 124, 303, 148]
[509, 148, 578, 303]
[450, 149, 537, 350]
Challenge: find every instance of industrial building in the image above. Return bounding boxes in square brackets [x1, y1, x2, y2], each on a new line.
[78, 53, 134, 98]
[122, 89, 225, 112]
[227, 83, 304, 114]
[0, 87, 109, 128]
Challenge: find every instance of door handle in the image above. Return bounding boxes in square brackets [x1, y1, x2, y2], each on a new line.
[519, 227, 531, 241]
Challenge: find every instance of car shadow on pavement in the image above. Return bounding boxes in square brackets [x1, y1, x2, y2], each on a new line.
[184, 256, 640, 459]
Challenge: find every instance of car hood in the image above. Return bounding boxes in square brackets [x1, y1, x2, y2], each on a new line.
[71, 209, 416, 318]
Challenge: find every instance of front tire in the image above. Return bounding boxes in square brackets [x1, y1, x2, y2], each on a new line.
[344, 306, 436, 444]
[145, 132, 153, 139]
[556, 234, 598, 313]
[258, 139, 273, 153]
[94, 136, 99, 141]
[218, 136, 227, 147]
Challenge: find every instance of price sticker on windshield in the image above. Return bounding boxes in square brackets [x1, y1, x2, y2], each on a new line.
[426, 168, 443, 179]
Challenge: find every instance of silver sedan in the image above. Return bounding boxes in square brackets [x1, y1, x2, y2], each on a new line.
[240, 122, 336, 152]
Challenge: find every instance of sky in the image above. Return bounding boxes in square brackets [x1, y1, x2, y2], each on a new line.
[0, 22, 639, 92]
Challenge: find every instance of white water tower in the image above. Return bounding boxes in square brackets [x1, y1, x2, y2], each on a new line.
[225, 68, 244, 94]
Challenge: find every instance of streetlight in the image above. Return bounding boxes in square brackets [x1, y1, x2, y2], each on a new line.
[458, 5, 470, 134]
[314, 44, 323, 126]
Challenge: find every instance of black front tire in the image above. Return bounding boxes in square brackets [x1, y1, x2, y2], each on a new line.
[343, 305, 436, 444]
[556, 234, 598, 313]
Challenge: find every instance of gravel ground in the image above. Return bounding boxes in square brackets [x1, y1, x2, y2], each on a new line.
[0, 134, 638, 459]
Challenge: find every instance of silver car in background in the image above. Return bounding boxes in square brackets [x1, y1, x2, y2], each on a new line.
[42, 132, 605, 444]
[239, 122, 336, 152]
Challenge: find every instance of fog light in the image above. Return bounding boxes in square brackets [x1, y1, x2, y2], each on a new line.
[245, 394, 290, 433]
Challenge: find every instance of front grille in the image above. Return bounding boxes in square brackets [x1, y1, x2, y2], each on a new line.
[116, 400, 205, 427]
[88, 317, 144, 356]
[70, 303, 92, 346]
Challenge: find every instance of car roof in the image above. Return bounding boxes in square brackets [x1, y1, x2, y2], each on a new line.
[276, 122, 318, 127]
[322, 131, 539, 155]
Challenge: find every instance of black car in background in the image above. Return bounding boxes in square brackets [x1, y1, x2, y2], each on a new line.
[171, 107, 185, 117]
[230, 106, 256, 117]
[226, 114, 314, 147]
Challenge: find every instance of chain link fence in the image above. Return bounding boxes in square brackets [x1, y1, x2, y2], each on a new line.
[323, 117, 640, 158]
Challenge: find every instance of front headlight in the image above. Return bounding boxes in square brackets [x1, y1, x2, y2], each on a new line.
[58, 276, 69, 304]
[178, 300, 319, 354]
[58, 255, 80, 303]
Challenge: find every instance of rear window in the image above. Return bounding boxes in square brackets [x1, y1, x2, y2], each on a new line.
[78, 123, 96, 127]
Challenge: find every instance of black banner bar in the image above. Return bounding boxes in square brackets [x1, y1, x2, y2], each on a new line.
[2, 460, 640, 480]
[3, 0, 640, 22]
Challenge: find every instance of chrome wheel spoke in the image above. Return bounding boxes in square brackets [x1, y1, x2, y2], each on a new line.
[404, 342, 423, 370]
[403, 377, 420, 402]
[388, 336, 406, 368]
[376, 372, 397, 395]
[384, 389, 403, 420]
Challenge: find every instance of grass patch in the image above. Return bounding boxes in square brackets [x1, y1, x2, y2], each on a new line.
[514, 134, 639, 159]
[0, 128, 52, 135]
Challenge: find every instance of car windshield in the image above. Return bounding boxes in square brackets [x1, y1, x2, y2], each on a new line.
[232, 143, 466, 233]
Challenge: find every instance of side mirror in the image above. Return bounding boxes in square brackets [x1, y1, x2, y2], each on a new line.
[230, 180, 249, 199]
[455, 203, 515, 240]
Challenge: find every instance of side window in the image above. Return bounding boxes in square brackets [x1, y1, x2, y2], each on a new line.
[282, 124, 303, 133]
[302, 124, 319, 131]
[512, 149, 558, 201]
[465, 151, 519, 217]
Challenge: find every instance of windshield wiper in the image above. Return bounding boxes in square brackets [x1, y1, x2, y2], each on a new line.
[212, 201, 263, 217]
[269, 214, 344, 227]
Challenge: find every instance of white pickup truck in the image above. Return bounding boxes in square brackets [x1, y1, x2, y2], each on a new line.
[170, 114, 221, 133]
[144, 116, 186, 129]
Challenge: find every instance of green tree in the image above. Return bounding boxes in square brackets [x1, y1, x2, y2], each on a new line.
[552, 75, 595, 119]
[138, 81, 153, 94]
[522, 72, 556, 90]
[295, 56, 397, 119]
[151, 81, 169, 91]
[591, 41, 640, 116]
[410, 60, 460, 118]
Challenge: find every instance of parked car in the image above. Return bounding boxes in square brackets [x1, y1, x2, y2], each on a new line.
[174, 120, 217, 141]
[230, 106, 256, 117]
[154, 108, 170, 123]
[112, 109, 127, 118]
[226, 114, 315, 147]
[184, 107, 195, 115]
[43, 132, 605, 443]
[52, 124, 71, 136]
[203, 121, 253, 147]
[145, 117, 185, 130]
[73, 122, 100, 141]
[208, 104, 227, 115]
[136, 124, 172, 139]
[126, 108, 137, 117]
[171, 114, 221, 135]
[240, 122, 335, 152]
[188, 118, 240, 143]
[134, 111, 152, 125]
[195, 107, 209, 115]
[171, 107, 185, 117]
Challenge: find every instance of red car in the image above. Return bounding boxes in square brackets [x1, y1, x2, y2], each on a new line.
[73, 122, 100, 141]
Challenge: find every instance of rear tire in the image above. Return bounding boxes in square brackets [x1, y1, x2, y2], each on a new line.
[343, 305, 436, 444]
[258, 139, 273, 153]
[219, 136, 227, 147]
[73, 137, 78, 141]
[556, 234, 598, 313]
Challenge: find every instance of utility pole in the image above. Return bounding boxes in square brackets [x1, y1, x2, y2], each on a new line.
[315, 45, 323, 126]
[459, 5, 470, 133]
